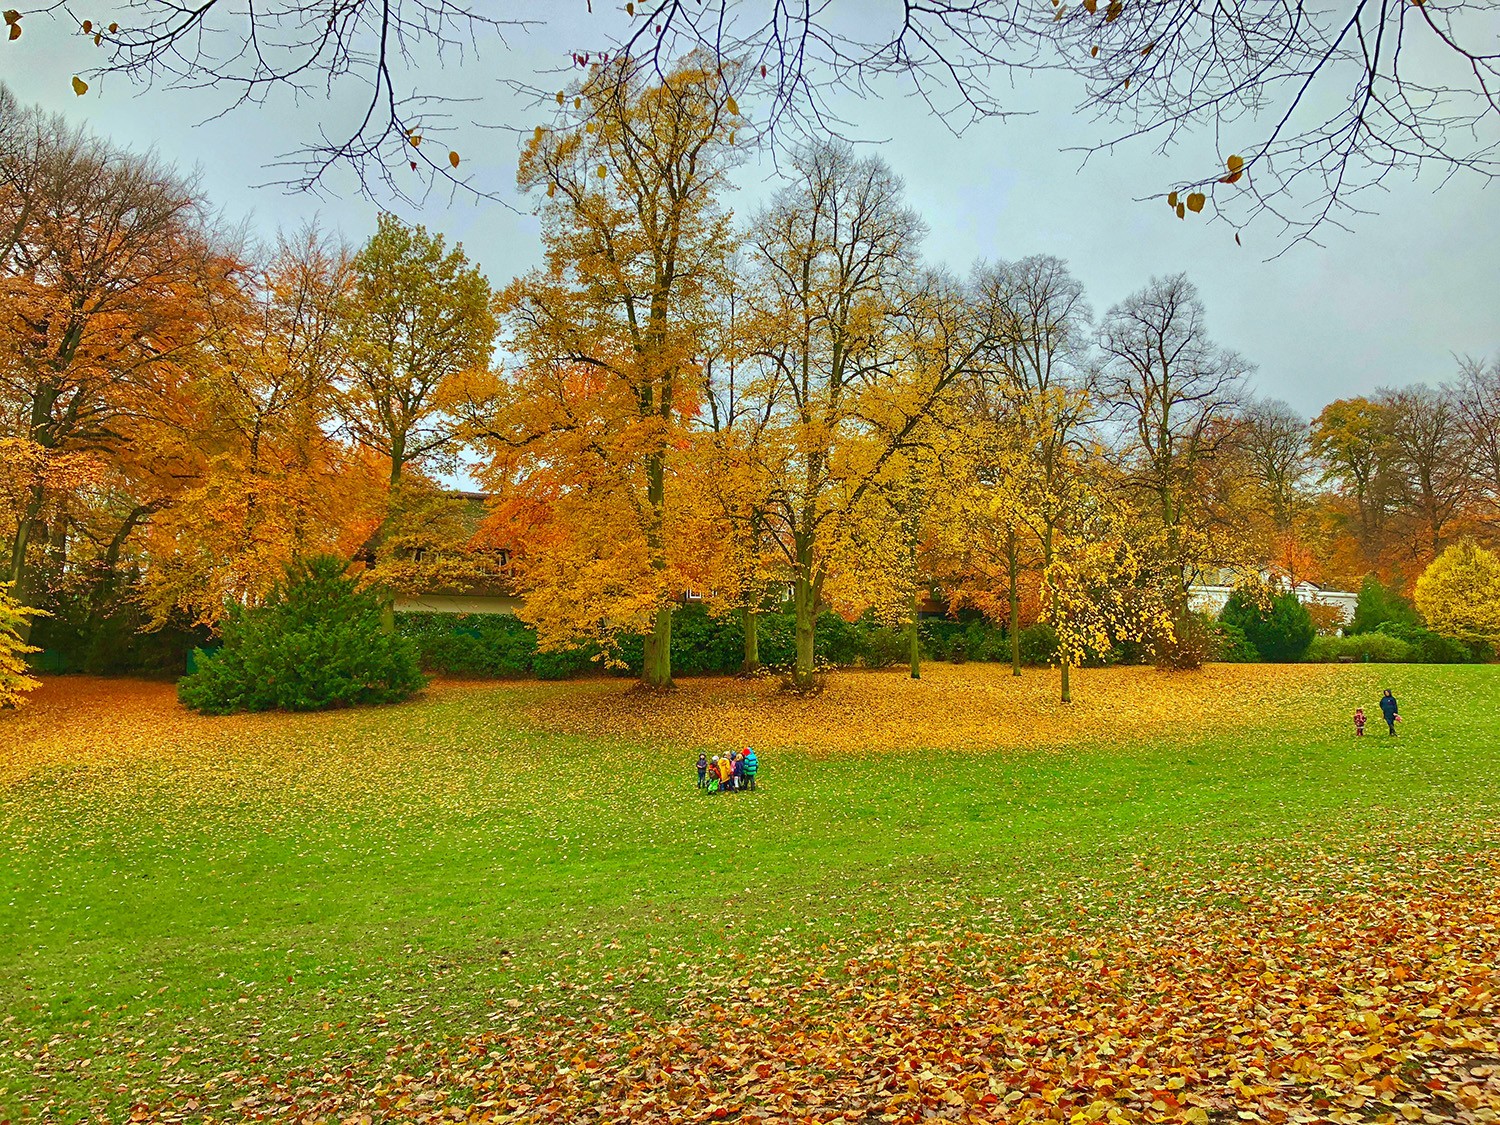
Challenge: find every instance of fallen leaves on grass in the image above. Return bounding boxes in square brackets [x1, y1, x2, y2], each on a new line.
[4, 670, 1493, 1124]
[518, 663, 1354, 754]
[114, 845, 1499, 1124]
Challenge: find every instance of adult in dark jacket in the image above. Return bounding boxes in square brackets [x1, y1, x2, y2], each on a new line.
[1379, 689, 1399, 735]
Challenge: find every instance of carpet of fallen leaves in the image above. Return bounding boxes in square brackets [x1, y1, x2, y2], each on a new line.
[5, 671, 1498, 1125]
[517, 664, 1351, 753]
[114, 841, 1499, 1125]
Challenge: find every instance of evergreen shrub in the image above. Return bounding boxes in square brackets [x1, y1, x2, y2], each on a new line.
[179, 556, 425, 714]
[1219, 589, 1316, 662]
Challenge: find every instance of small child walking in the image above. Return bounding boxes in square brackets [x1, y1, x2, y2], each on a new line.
[697, 753, 708, 789]
[1353, 707, 1366, 737]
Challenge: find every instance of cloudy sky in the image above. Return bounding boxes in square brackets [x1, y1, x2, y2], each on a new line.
[5, 4, 1497, 419]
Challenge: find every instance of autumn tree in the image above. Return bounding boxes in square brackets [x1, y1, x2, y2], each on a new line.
[930, 407, 1034, 678]
[1451, 355, 1500, 531]
[967, 255, 1098, 697]
[853, 439, 953, 682]
[482, 56, 742, 688]
[1379, 384, 1474, 568]
[744, 141, 1000, 690]
[343, 213, 497, 488]
[1097, 274, 1248, 659]
[0, 93, 222, 634]
[1041, 490, 1167, 689]
[138, 229, 382, 626]
[941, 374, 1154, 703]
[1240, 399, 1313, 533]
[1307, 378, 1498, 588]
[1414, 540, 1500, 646]
[1309, 396, 1399, 574]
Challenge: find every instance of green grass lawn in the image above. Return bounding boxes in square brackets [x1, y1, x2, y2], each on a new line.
[1, 663, 1497, 1120]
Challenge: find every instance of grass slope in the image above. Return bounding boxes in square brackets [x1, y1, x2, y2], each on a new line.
[0, 664, 1496, 1119]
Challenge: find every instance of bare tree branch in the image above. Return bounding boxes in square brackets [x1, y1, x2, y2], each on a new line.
[14, 1, 1497, 238]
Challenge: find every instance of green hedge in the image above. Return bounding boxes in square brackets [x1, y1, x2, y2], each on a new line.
[398, 604, 1037, 680]
[28, 586, 208, 677]
[1301, 622, 1489, 664]
[1304, 633, 1417, 663]
[1373, 621, 1489, 664]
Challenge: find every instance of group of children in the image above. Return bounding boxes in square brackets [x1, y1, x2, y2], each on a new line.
[697, 748, 758, 793]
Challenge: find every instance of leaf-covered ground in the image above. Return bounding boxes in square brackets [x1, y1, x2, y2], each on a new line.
[1, 664, 1497, 1124]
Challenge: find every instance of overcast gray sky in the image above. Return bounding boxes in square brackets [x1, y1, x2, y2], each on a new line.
[5, 5, 1497, 419]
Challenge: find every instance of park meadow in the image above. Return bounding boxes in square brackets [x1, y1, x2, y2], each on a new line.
[3, 5, 1500, 1123]
[2, 662, 1498, 1123]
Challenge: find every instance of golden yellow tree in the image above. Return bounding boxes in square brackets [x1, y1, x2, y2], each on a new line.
[482, 55, 742, 687]
[743, 140, 1002, 690]
[0, 581, 42, 707]
[1414, 541, 1500, 645]
[955, 258, 1096, 685]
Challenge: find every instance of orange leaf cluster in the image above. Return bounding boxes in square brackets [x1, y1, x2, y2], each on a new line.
[120, 848, 1500, 1124]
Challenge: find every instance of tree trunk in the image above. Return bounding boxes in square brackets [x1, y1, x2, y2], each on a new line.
[740, 602, 760, 675]
[792, 572, 817, 690]
[380, 600, 396, 636]
[641, 602, 674, 689]
[908, 590, 921, 679]
[389, 434, 406, 489]
[1007, 532, 1021, 677]
[640, 442, 674, 689]
[1060, 656, 1072, 704]
[6, 487, 47, 643]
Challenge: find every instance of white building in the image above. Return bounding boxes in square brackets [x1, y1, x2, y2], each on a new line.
[1188, 574, 1359, 626]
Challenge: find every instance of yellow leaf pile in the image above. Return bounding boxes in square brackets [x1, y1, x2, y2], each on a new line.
[517, 662, 1352, 754]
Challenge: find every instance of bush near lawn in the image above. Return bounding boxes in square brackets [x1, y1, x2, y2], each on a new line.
[1218, 587, 1316, 662]
[1303, 622, 1490, 664]
[400, 603, 1039, 679]
[1305, 631, 1418, 662]
[25, 586, 208, 677]
[179, 555, 426, 713]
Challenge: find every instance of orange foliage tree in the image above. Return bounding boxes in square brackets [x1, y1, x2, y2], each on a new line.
[1, 94, 225, 634]
[137, 231, 384, 626]
[479, 56, 743, 687]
